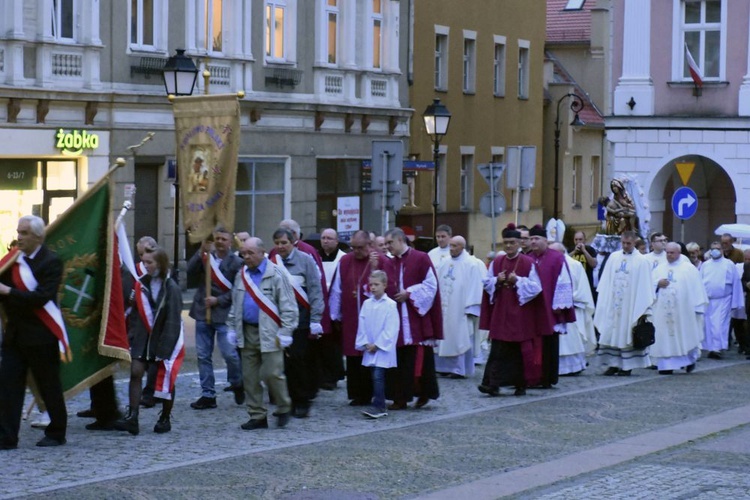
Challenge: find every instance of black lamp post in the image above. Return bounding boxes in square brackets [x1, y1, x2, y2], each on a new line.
[163, 49, 198, 283]
[422, 98, 452, 237]
[553, 93, 585, 220]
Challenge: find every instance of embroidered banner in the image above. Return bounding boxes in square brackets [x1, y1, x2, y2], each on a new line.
[172, 94, 241, 244]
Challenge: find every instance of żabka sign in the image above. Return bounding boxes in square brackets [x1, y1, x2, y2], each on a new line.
[55, 129, 100, 156]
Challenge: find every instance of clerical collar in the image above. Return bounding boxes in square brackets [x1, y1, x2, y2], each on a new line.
[505, 252, 520, 260]
[623, 250, 633, 255]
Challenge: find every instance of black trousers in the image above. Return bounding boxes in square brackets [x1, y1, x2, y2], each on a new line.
[310, 331, 345, 388]
[345, 354, 373, 403]
[90, 375, 119, 421]
[0, 342, 67, 445]
[386, 345, 440, 404]
[539, 335, 560, 388]
[284, 328, 318, 408]
[482, 340, 525, 389]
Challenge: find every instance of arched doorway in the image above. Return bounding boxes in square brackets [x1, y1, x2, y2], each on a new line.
[648, 155, 736, 248]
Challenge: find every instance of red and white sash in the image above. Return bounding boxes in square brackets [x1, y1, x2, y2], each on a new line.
[273, 254, 310, 310]
[11, 252, 71, 362]
[203, 252, 232, 292]
[136, 261, 147, 278]
[134, 280, 155, 333]
[241, 266, 281, 327]
[153, 325, 185, 401]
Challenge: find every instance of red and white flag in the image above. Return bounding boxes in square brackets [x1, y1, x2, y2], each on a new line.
[685, 44, 703, 88]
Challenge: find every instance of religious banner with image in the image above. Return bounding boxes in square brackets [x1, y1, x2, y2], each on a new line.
[172, 94, 241, 244]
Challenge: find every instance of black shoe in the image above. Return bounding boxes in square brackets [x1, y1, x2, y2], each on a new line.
[76, 408, 95, 418]
[154, 412, 171, 434]
[224, 385, 242, 392]
[658, 370, 673, 375]
[478, 384, 500, 396]
[685, 363, 696, 373]
[319, 382, 337, 391]
[190, 396, 217, 410]
[232, 386, 245, 406]
[415, 397, 429, 408]
[36, 436, 66, 447]
[446, 373, 465, 379]
[85, 420, 117, 431]
[603, 367, 620, 376]
[241, 418, 269, 430]
[139, 395, 156, 408]
[708, 351, 722, 360]
[514, 387, 527, 396]
[618, 369, 632, 376]
[276, 412, 290, 428]
[293, 406, 310, 419]
[114, 408, 139, 435]
[349, 399, 370, 406]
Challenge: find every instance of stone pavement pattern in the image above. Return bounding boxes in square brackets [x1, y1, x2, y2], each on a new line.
[4, 353, 750, 499]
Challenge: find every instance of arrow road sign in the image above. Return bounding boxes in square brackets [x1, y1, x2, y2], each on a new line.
[671, 186, 698, 220]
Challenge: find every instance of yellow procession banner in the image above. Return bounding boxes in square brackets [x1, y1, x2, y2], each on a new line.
[172, 94, 240, 244]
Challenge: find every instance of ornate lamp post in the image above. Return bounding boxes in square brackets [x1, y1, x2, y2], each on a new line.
[163, 49, 199, 282]
[553, 93, 585, 220]
[422, 98, 452, 237]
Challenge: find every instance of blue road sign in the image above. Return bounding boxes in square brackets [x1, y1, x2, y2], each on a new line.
[671, 186, 698, 220]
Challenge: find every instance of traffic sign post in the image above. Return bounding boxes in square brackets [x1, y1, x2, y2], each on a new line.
[477, 163, 506, 252]
[672, 186, 698, 242]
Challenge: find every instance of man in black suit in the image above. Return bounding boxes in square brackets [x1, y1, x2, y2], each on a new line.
[0, 215, 67, 449]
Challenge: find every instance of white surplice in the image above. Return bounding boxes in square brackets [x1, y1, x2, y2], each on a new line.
[559, 255, 597, 375]
[700, 256, 743, 352]
[355, 295, 399, 368]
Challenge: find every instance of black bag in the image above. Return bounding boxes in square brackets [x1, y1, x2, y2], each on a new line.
[632, 315, 655, 349]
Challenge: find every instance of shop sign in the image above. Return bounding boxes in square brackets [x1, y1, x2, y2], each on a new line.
[55, 128, 100, 156]
[0, 159, 37, 190]
[336, 196, 360, 240]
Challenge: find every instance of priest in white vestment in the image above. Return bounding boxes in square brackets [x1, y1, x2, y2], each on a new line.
[644, 233, 668, 271]
[594, 231, 656, 375]
[428, 225, 452, 269]
[435, 236, 484, 377]
[700, 241, 744, 358]
[651, 243, 708, 373]
[550, 243, 596, 375]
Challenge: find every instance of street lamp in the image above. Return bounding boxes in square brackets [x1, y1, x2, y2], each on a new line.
[553, 93, 585, 220]
[163, 49, 199, 283]
[422, 98, 452, 237]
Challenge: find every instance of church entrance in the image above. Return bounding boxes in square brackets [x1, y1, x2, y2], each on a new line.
[648, 155, 736, 248]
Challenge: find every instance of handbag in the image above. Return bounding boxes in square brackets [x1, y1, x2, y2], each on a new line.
[632, 315, 655, 349]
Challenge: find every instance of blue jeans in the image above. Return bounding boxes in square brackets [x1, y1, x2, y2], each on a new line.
[195, 321, 242, 397]
[371, 366, 386, 412]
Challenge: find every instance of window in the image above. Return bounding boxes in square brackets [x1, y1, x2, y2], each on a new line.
[493, 37, 506, 97]
[371, 0, 383, 69]
[460, 154, 473, 210]
[681, 0, 723, 80]
[435, 29, 449, 90]
[51, 0, 75, 41]
[266, 0, 286, 60]
[235, 160, 286, 239]
[325, 0, 339, 65]
[564, 0, 586, 10]
[590, 155, 601, 206]
[131, 0, 155, 48]
[204, 0, 223, 53]
[463, 33, 476, 94]
[572, 155, 582, 207]
[518, 41, 530, 99]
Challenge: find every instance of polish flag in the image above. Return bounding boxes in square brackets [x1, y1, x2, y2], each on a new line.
[685, 44, 703, 88]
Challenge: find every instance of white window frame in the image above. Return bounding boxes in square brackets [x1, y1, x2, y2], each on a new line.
[202, 0, 225, 55]
[322, 0, 339, 66]
[265, 0, 297, 64]
[564, 0, 586, 10]
[435, 26, 449, 91]
[589, 155, 601, 206]
[518, 39, 530, 99]
[460, 147, 475, 211]
[493, 35, 506, 97]
[128, 0, 168, 53]
[672, 0, 726, 82]
[572, 155, 582, 207]
[463, 30, 476, 94]
[369, 0, 384, 70]
[235, 158, 290, 236]
[50, 0, 77, 42]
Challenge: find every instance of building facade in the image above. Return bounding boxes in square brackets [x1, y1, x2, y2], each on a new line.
[0, 1, 411, 278]
[609, 0, 750, 245]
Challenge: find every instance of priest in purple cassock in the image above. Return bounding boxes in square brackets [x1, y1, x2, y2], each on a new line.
[478, 224, 544, 396]
[528, 225, 576, 388]
[329, 231, 393, 406]
[383, 228, 443, 410]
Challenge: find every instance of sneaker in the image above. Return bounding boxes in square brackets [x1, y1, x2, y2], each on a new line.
[30, 412, 51, 429]
[153, 412, 171, 434]
[362, 408, 388, 419]
[190, 396, 217, 410]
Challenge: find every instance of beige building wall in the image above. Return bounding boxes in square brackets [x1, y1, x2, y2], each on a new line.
[406, 0, 547, 255]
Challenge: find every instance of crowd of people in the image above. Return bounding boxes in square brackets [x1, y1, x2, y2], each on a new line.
[1, 214, 748, 450]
